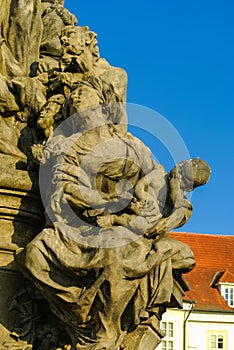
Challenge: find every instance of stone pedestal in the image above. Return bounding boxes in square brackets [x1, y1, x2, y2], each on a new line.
[0, 155, 44, 255]
[0, 155, 44, 348]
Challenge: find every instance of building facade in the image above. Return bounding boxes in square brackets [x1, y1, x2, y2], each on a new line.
[158, 233, 234, 350]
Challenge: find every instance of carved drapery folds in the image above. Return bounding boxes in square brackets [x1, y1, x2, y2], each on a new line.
[0, 2, 211, 349]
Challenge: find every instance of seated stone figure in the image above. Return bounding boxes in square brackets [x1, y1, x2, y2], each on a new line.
[16, 74, 211, 349]
[44, 79, 154, 222]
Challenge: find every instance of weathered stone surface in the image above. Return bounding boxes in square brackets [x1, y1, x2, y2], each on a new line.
[0, 2, 211, 349]
[0, 0, 42, 79]
[121, 316, 165, 350]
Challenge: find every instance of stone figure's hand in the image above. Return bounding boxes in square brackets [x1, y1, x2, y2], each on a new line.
[53, 71, 74, 86]
[31, 143, 45, 164]
[97, 215, 114, 228]
[130, 201, 142, 215]
[131, 199, 156, 216]
[154, 219, 168, 233]
[37, 68, 59, 83]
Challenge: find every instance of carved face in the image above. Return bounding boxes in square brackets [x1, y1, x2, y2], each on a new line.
[67, 85, 106, 131]
[37, 102, 61, 130]
[70, 86, 101, 113]
[60, 26, 100, 72]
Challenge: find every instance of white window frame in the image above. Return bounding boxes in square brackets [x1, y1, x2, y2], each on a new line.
[224, 286, 234, 307]
[161, 321, 174, 350]
[220, 283, 234, 307]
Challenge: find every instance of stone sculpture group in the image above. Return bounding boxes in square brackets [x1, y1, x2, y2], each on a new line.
[0, 1, 211, 349]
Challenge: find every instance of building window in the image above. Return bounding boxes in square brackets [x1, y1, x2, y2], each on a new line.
[224, 286, 234, 307]
[207, 331, 228, 350]
[211, 335, 223, 349]
[162, 340, 173, 350]
[162, 322, 174, 350]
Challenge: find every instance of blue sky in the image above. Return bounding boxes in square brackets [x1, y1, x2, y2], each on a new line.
[65, 0, 234, 235]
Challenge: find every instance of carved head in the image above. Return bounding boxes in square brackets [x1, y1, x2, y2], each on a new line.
[70, 86, 101, 113]
[60, 26, 100, 73]
[63, 78, 107, 132]
[174, 158, 211, 191]
[63, 76, 103, 112]
[37, 94, 65, 138]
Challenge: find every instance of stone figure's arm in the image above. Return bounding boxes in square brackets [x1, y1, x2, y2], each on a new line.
[52, 171, 134, 213]
[134, 167, 165, 199]
[144, 169, 193, 237]
[50, 173, 111, 213]
[168, 168, 192, 210]
[63, 182, 118, 210]
[97, 198, 162, 234]
[168, 169, 182, 205]
[50, 182, 94, 214]
[134, 176, 148, 202]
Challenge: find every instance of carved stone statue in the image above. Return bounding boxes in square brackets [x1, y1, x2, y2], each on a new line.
[0, 2, 211, 350]
[39, 0, 78, 72]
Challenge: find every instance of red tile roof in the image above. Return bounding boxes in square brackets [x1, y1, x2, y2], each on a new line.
[169, 232, 234, 312]
[219, 270, 234, 284]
